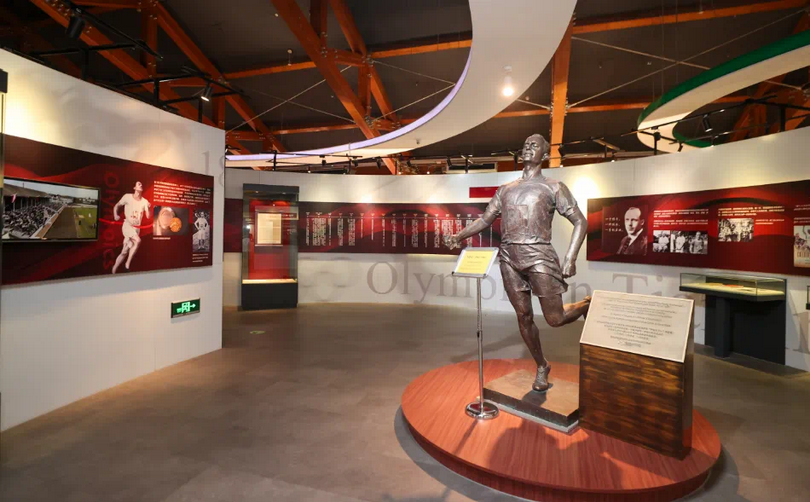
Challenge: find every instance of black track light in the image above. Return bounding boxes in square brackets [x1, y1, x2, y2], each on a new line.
[307, 165, 311, 173]
[678, 142, 684, 152]
[446, 156, 452, 169]
[407, 158, 412, 168]
[272, 151, 277, 171]
[201, 83, 213, 102]
[376, 157, 382, 170]
[513, 152, 518, 170]
[702, 114, 713, 133]
[465, 156, 470, 174]
[66, 11, 86, 40]
[321, 158, 327, 169]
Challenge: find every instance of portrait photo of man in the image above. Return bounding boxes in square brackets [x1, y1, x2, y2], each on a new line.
[617, 206, 648, 255]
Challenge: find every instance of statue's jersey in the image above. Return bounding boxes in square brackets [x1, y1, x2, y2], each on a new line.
[483, 176, 578, 245]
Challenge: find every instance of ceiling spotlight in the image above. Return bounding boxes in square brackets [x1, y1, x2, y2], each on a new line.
[307, 165, 311, 173]
[702, 114, 713, 132]
[321, 158, 327, 169]
[200, 83, 213, 102]
[465, 156, 470, 174]
[446, 156, 452, 168]
[66, 11, 86, 40]
[407, 158, 412, 168]
[502, 66, 514, 97]
[678, 142, 684, 152]
[272, 151, 277, 171]
[376, 157, 382, 170]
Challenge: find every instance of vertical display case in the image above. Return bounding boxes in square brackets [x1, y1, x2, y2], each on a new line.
[241, 184, 299, 310]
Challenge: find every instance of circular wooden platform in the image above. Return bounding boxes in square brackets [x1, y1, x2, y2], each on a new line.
[401, 359, 721, 502]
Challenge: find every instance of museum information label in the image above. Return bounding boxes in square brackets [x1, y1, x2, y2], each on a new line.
[580, 290, 693, 363]
[587, 179, 810, 277]
[452, 248, 499, 277]
[3, 135, 215, 284]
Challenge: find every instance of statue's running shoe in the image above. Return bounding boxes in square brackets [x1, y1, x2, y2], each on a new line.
[532, 362, 551, 392]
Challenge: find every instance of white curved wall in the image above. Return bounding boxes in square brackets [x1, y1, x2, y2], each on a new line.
[0, 51, 226, 431]
[225, 127, 810, 371]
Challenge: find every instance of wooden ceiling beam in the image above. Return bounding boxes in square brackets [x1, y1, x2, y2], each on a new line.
[225, 1, 807, 80]
[328, 0, 400, 125]
[573, 0, 810, 34]
[225, 95, 750, 137]
[369, 38, 472, 59]
[28, 0, 212, 126]
[26, 6, 123, 30]
[140, 2, 158, 77]
[153, 1, 284, 152]
[310, 0, 328, 48]
[549, 19, 574, 168]
[72, 0, 141, 8]
[271, 0, 396, 173]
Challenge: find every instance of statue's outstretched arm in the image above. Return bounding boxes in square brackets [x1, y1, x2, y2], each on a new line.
[447, 213, 495, 249]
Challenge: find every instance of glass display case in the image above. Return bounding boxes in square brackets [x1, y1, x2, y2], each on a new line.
[680, 272, 786, 301]
[240, 184, 299, 309]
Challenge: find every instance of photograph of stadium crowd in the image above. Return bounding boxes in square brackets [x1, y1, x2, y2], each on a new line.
[718, 218, 754, 242]
[3, 178, 98, 241]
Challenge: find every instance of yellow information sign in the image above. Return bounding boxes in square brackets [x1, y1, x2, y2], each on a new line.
[452, 248, 500, 278]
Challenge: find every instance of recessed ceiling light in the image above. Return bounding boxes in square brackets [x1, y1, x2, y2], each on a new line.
[502, 66, 514, 97]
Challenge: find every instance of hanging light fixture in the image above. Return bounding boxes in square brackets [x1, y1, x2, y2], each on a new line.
[502, 66, 514, 97]
[702, 114, 713, 132]
[66, 10, 86, 40]
[201, 83, 213, 102]
[376, 157, 382, 170]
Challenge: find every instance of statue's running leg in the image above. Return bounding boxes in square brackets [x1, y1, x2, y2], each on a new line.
[502, 270, 546, 368]
[536, 292, 591, 328]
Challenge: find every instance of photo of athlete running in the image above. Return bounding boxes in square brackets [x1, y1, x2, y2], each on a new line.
[112, 181, 151, 273]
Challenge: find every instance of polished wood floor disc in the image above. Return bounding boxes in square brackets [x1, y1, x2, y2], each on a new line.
[401, 359, 721, 502]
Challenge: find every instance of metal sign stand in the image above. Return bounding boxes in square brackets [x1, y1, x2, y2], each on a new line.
[451, 247, 500, 421]
[465, 277, 499, 420]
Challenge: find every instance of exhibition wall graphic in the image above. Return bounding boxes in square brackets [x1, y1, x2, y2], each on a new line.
[223, 200, 502, 254]
[3, 135, 214, 285]
[587, 179, 810, 277]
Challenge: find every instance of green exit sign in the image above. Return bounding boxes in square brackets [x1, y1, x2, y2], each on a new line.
[171, 299, 201, 318]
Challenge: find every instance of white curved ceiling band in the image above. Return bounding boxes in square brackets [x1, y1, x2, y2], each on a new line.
[637, 30, 810, 153]
[226, 0, 578, 169]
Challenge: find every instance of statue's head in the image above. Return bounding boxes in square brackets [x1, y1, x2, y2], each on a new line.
[522, 134, 550, 165]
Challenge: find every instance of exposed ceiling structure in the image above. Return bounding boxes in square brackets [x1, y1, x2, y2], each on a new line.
[2, 0, 809, 173]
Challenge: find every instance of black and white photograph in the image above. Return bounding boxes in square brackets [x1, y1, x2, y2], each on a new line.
[670, 230, 709, 254]
[652, 230, 671, 253]
[718, 218, 754, 242]
[193, 209, 211, 252]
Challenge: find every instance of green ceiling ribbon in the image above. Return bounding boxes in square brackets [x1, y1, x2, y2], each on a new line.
[638, 29, 810, 127]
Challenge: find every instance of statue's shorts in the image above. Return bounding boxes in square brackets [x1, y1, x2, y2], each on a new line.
[499, 243, 568, 298]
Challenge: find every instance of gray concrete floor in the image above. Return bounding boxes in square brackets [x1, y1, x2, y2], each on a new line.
[2, 304, 810, 502]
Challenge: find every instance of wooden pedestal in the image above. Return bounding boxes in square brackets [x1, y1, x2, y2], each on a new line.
[579, 341, 694, 459]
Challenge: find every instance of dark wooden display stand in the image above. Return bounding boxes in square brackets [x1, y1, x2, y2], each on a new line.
[680, 285, 786, 365]
[579, 334, 694, 459]
[242, 281, 297, 310]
